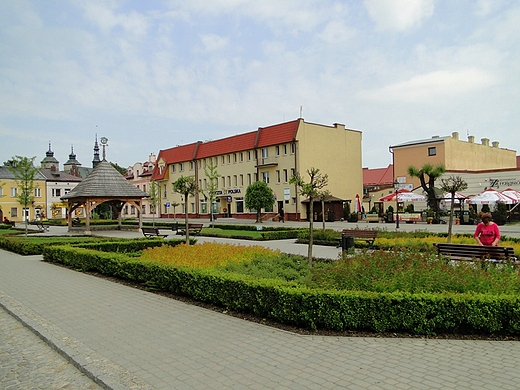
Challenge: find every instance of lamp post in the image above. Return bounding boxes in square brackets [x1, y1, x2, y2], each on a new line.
[394, 181, 400, 229]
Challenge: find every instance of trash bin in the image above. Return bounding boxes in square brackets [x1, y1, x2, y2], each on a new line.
[341, 235, 355, 252]
[171, 222, 178, 232]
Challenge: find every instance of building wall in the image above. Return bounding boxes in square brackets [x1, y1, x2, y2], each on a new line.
[124, 156, 158, 219]
[0, 177, 47, 222]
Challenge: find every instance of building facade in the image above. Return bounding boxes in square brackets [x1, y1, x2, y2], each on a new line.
[123, 153, 159, 219]
[153, 119, 363, 221]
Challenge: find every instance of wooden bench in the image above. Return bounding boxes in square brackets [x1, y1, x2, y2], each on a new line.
[339, 229, 378, 248]
[177, 223, 204, 236]
[141, 227, 168, 238]
[434, 243, 517, 263]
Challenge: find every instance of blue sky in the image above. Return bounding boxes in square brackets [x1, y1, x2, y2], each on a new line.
[1, 0, 519, 170]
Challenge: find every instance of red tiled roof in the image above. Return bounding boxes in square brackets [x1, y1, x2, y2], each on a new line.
[363, 165, 394, 186]
[197, 131, 257, 158]
[256, 119, 299, 148]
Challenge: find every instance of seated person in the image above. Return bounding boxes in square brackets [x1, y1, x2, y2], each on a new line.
[3, 216, 10, 224]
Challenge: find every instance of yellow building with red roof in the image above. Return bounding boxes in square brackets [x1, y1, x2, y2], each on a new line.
[153, 118, 362, 221]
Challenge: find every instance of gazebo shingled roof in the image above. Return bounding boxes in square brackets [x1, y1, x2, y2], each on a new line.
[61, 160, 149, 231]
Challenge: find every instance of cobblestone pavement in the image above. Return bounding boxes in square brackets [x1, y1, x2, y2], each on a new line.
[0, 307, 102, 390]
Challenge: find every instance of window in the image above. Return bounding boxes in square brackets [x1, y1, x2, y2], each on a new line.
[283, 169, 288, 183]
[163, 184, 167, 198]
[235, 197, 244, 213]
[283, 144, 288, 155]
[10, 187, 17, 197]
[34, 188, 41, 197]
[11, 207, 18, 217]
[240, 174, 244, 186]
[262, 171, 269, 183]
[124, 205, 128, 214]
[428, 147, 437, 156]
[233, 175, 237, 186]
[291, 143, 296, 154]
[292, 197, 296, 205]
[221, 177, 226, 187]
[254, 173, 258, 182]
[227, 176, 231, 187]
[143, 184, 146, 193]
[233, 153, 237, 163]
[203, 179, 207, 189]
[254, 150, 258, 160]
[247, 174, 251, 185]
[52, 188, 61, 197]
[171, 165, 176, 172]
[64, 188, 71, 194]
[276, 170, 280, 183]
[221, 156, 225, 165]
[180, 163, 184, 172]
[130, 206, 136, 215]
[142, 205, 146, 214]
[275, 145, 280, 155]
[227, 155, 231, 164]
[200, 201, 207, 214]
[261, 147, 269, 158]
[247, 151, 251, 161]
[189, 161, 194, 170]
[0, 187, 2, 196]
[191, 203, 195, 213]
[240, 152, 244, 162]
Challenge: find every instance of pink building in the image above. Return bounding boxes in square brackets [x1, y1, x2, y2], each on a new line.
[123, 153, 158, 219]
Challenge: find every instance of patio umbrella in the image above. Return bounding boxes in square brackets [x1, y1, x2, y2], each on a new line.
[354, 194, 362, 213]
[379, 189, 426, 202]
[441, 192, 468, 204]
[468, 189, 516, 205]
[500, 188, 520, 203]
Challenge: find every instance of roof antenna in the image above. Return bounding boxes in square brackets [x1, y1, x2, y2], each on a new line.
[299, 106, 303, 118]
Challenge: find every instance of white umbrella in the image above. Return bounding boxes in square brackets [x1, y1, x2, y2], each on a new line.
[469, 189, 516, 205]
[441, 192, 468, 204]
[500, 188, 520, 203]
[354, 194, 362, 213]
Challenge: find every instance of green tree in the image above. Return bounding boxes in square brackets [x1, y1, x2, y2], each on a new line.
[408, 163, 445, 222]
[148, 180, 160, 227]
[245, 181, 274, 223]
[110, 162, 127, 175]
[202, 159, 220, 227]
[173, 176, 198, 244]
[318, 189, 332, 232]
[439, 175, 468, 242]
[290, 167, 329, 266]
[8, 156, 39, 236]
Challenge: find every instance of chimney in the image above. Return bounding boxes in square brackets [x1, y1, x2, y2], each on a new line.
[492, 141, 499, 148]
[481, 138, 489, 146]
[468, 135, 475, 143]
[452, 132, 459, 140]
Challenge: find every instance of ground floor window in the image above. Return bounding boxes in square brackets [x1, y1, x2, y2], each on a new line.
[200, 201, 207, 214]
[235, 197, 244, 213]
[10, 207, 18, 218]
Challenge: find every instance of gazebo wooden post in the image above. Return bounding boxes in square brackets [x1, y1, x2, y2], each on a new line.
[138, 199, 143, 229]
[85, 198, 92, 234]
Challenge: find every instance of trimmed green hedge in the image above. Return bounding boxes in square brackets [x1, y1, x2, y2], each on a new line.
[42, 245, 520, 336]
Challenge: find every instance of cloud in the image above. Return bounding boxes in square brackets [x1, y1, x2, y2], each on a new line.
[364, 0, 435, 31]
[359, 68, 497, 102]
[318, 20, 356, 44]
[200, 34, 228, 52]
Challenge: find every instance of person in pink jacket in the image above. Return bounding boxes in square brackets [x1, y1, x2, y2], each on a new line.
[474, 213, 501, 246]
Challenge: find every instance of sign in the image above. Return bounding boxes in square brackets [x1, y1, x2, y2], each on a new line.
[284, 188, 290, 201]
[215, 189, 241, 196]
[396, 183, 413, 191]
[166, 202, 170, 207]
[226, 196, 232, 203]
[397, 176, 406, 184]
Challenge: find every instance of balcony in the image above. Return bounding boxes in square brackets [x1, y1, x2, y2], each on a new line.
[255, 157, 278, 168]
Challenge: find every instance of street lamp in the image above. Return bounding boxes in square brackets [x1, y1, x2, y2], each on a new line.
[394, 181, 400, 229]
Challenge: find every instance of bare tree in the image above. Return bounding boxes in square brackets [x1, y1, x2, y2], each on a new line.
[290, 168, 329, 266]
[173, 176, 198, 244]
[440, 176, 468, 242]
[202, 159, 220, 228]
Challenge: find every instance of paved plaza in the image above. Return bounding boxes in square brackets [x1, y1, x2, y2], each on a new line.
[1, 220, 520, 389]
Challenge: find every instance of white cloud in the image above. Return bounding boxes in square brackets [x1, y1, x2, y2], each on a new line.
[318, 20, 356, 44]
[359, 68, 497, 102]
[200, 34, 228, 52]
[364, 0, 435, 31]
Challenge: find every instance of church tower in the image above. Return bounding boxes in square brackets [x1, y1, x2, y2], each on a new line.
[63, 145, 82, 177]
[92, 134, 101, 168]
[40, 142, 59, 171]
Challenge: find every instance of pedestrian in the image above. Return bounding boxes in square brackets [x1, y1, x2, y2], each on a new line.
[474, 212, 500, 246]
[279, 207, 285, 223]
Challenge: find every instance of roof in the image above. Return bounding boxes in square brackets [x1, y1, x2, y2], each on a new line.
[61, 160, 148, 200]
[0, 166, 46, 180]
[391, 136, 449, 149]
[363, 165, 394, 186]
[39, 169, 83, 182]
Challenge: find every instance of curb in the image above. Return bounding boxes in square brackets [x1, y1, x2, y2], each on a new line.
[0, 290, 152, 390]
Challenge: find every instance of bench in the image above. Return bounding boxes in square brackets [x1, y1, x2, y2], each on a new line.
[339, 229, 378, 248]
[141, 227, 168, 238]
[434, 243, 517, 263]
[177, 223, 204, 236]
[3, 221, 15, 228]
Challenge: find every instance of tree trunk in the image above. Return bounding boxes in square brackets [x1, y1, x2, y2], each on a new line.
[321, 199, 326, 232]
[447, 192, 455, 243]
[308, 199, 314, 267]
[184, 196, 190, 244]
[256, 210, 261, 224]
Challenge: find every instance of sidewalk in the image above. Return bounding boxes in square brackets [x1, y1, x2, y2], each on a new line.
[1, 242, 520, 388]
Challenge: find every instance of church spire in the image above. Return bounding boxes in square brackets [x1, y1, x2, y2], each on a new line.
[92, 134, 101, 168]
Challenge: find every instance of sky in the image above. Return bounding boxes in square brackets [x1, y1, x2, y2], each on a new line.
[1, 0, 519, 170]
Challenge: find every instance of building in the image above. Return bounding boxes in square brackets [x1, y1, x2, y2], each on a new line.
[0, 164, 47, 223]
[153, 118, 363, 221]
[362, 164, 394, 215]
[390, 132, 517, 190]
[123, 153, 158, 219]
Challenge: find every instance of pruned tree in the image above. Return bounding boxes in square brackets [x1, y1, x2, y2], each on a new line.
[439, 176, 468, 242]
[318, 189, 332, 232]
[148, 180, 160, 227]
[245, 181, 274, 223]
[408, 163, 445, 222]
[8, 156, 39, 236]
[172, 176, 198, 244]
[290, 167, 329, 266]
[202, 159, 220, 228]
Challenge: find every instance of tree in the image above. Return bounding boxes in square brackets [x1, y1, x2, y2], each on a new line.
[202, 159, 220, 227]
[290, 167, 329, 266]
[318, 189, 332, 232]
[110, 162, 127, 175]
[245, 181, 275, 223]
[439, 176, 468, 242]
[148, 180, 160, 227]
[8, 156, 39, 236]
[173, 176, 198, 244]
[408, 163, 445, 222]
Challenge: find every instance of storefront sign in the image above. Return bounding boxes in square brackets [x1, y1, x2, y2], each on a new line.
[215, 188, 241, 196]
[489, 177, 520, 189]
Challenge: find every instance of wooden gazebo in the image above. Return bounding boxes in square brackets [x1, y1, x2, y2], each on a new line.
[61, 159, 148, 233]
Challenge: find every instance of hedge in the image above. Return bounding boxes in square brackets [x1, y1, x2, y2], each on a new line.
[42, 245, 520, 336]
